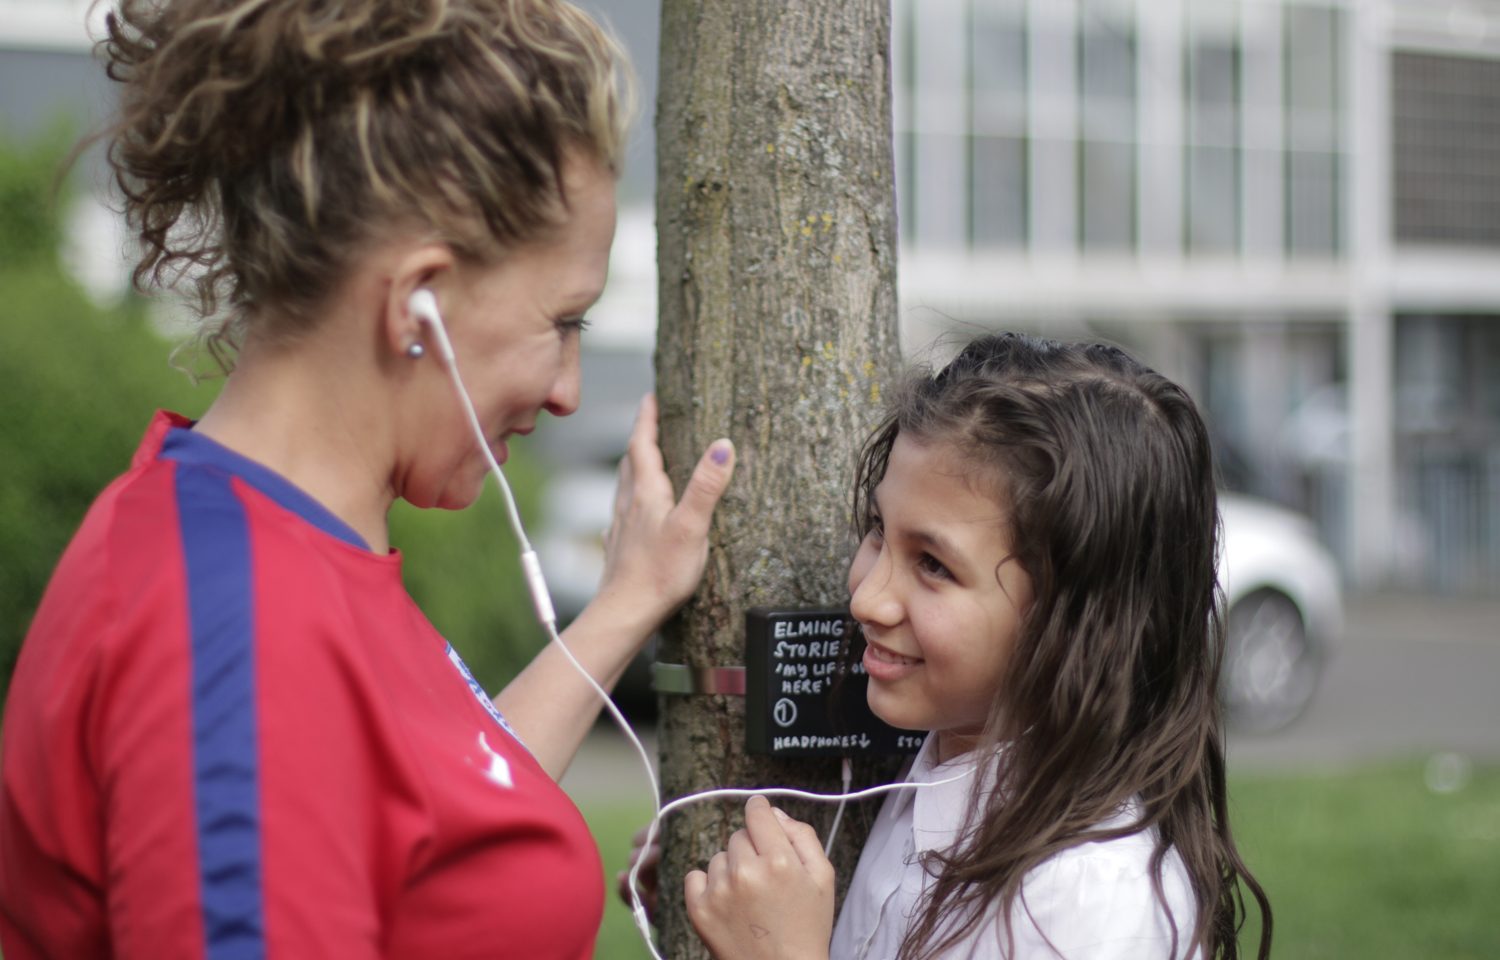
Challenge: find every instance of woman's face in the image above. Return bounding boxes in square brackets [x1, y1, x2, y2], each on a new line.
[405, 153, 617, 510]
[847, 434, 1034, 762]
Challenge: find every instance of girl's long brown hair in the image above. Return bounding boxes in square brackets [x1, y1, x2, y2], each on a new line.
[853, 334, 1271, 959]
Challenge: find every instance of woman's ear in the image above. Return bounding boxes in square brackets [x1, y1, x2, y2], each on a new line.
[383, 244, 457, 359]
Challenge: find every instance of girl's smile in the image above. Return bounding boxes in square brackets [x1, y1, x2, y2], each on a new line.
[861, 637, 923, 680]
[848, 433, 1034, 763]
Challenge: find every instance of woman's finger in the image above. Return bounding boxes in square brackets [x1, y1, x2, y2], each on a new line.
[669, 438, 735, 538]
[630, 836, 660, 869]
[625, 393, 668, 483]
[611, 439, 635, 519]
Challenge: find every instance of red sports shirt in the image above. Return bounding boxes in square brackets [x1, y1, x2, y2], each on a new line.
[0, 412, 603, 958]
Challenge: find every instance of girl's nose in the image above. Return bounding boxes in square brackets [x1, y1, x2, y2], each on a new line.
[848, 542, 901, 629]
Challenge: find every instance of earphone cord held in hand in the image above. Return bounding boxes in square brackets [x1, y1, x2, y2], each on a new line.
[409, 289, 972, 960]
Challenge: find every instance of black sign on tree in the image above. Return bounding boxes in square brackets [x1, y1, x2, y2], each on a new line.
[745, 607, 922, 758]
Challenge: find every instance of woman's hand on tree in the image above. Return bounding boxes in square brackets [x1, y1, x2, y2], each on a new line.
[592, 393, 734, 632]
[684, 796, 835, 960]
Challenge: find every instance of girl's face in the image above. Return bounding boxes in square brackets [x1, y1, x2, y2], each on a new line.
[848, 434, 1034, 762]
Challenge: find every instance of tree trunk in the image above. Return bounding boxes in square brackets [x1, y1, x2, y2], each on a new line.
[654, 1, 901, 956]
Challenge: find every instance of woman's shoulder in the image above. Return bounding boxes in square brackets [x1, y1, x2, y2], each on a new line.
[46, 412, 224, 590]
[40, 447, 189, 615]
[9, 451, 199, 744]
[34, 430, 376, 659]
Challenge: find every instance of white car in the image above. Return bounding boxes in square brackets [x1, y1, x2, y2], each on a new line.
[1218, 493, 1344, 733]
[539, 480, 1344, 733]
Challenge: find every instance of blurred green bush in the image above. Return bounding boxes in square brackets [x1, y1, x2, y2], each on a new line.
[0, 130, 546, 712]
[0, 123, 69, 268]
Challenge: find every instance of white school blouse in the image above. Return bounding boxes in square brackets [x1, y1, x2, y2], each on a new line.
[829, 736, 1199, 960]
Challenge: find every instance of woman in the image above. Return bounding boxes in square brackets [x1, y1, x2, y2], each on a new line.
[0, 1, 733, 956]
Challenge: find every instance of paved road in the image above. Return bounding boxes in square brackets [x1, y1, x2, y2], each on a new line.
[1227, 592, 1500, 772]
[562, 592, 1500, 799]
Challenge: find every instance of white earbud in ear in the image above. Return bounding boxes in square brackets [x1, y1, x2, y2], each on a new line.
[407, 288, 456, 365]
[408, 288, 441, 327]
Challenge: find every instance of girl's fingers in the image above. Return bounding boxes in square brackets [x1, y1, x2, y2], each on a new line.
[726, 826, 756, 870]
[685, 800, 838, 959]
[741, 795, 799, 861]
[743, 796, 831, 877]
[684, 868, 707, 904]
[778, 814, 831, 873]
[707, 850, 729, 884]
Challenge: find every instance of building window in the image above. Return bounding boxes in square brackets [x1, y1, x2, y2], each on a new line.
[969, 0, 1028, 248]
[1186, 2, 1240, 255]
[1393, 52, 1500, 248]
[1395, 315, 1500, 592]
[1078, 0, 1137, 252]
[1284, 3, 1341, 256]
[895, 0, 917, 248]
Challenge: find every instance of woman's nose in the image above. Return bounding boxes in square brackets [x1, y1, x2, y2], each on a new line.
[544, 344, 582, 417]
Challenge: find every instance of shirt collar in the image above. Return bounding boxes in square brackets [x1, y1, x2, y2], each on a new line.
[902, 737, 1150, 858]
[149, 411, 370, 551]
[895, 734, 999, 856]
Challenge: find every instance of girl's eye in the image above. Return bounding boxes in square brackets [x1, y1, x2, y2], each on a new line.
[556, 315, 592, 336]
[917, 553, 952, 581]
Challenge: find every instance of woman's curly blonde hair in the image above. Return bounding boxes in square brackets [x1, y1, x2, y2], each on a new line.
[101, 0, 631, 366]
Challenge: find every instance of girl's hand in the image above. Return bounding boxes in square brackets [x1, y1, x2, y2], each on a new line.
[592, 394, 735, 633]
[684, 796, 835, 960]
[616, 824, 661, 923]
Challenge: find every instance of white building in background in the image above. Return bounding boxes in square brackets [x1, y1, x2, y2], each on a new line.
[0, 0, 100, 49]
[889, 0, 1500, 594]
[0, 0, 128, 304]
[6, 0, 1498, 594]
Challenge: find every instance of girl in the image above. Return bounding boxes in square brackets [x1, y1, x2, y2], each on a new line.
[683, 334, 1271, 959]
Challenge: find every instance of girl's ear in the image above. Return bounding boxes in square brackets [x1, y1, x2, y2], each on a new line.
[383, 244, 457, 358]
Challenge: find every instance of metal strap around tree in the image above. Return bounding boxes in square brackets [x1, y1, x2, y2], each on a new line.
[652, 662, 747, 696]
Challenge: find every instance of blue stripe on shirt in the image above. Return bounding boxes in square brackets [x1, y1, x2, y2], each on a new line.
[162, 427, 368, 551]
[175, 464, 267, 959]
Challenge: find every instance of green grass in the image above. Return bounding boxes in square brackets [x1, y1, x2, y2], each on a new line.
[1232, 761, 1500, 959]
[579, 760, 1500, 960]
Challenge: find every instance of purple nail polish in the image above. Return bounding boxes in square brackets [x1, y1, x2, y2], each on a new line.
[711, 443, 730, 465]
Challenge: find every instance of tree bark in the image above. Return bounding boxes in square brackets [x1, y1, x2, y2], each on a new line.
[654, 1, 902, 956]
